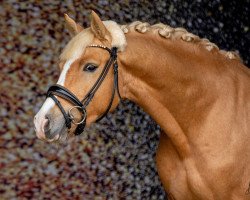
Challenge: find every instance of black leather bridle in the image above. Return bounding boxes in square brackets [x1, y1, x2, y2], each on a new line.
[46, 44, 121, 135]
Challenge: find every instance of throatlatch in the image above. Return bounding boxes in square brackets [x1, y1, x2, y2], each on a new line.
[46, 45, 121, 135]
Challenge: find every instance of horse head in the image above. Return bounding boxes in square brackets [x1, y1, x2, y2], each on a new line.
[34, 11, 126, 142]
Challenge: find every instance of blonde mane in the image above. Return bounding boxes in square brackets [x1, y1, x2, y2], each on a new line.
[120, 21, 241, 61]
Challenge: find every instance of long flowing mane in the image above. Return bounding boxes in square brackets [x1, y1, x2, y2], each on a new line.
[120, 21, 242, 62]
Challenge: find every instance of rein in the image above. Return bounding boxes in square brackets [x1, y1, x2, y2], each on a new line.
[46, 45, 121, 135]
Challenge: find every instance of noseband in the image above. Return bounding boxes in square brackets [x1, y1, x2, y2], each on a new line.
[46, 45, 121, 135]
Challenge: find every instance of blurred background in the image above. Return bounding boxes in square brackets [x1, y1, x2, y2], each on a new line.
[0, 0, 249, 199]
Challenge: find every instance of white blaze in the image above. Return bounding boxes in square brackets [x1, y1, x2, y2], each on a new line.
[34, 59, 75, 135]
[57, 59, 75, 85]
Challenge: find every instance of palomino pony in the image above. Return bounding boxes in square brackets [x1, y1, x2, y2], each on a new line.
[34, 11, 250, 199]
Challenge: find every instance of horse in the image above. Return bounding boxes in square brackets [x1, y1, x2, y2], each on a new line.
[34, 11, 250, 199]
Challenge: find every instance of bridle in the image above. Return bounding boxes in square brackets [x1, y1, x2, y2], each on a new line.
[46, 44, 121, 135]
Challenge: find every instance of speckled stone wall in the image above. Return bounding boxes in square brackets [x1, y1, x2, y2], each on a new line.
[0, 1, 249, 200]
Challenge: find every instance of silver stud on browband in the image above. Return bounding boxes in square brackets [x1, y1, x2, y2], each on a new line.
[88, 44, 107, 48]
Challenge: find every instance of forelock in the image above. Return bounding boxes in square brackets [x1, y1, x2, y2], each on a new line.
[60, 28, 94, 61]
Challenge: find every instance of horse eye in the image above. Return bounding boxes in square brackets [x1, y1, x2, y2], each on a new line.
[83, 63, 98, 72]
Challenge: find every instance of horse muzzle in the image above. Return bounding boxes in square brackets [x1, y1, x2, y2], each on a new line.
[34, 113, 61, 142]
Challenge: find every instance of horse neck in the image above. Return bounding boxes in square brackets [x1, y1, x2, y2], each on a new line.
[118, 30, 239, 157]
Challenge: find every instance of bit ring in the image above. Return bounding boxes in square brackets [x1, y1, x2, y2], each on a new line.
[68, 106, 86, 125]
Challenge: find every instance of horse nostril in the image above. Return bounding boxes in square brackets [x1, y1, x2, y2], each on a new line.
[43, 115, 56, 140]
[43, 115, 50, 133]
[45, 114, 50, 121]
[44, 119, 54, 139]
[44, 118, 50, 132]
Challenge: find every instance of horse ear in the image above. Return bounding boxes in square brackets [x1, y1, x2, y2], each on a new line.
[64, 14, 84, 36]
[90, 10, 111, 42]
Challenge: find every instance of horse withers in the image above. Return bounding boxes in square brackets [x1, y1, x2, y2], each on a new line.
[34, 11, 250, 199]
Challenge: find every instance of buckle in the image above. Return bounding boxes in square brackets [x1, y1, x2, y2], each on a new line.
[111, 47, 117, 59]
[68, 106, 86, 125]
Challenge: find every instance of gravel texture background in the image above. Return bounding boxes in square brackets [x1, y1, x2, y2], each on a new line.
[0, 1, 249, 200]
